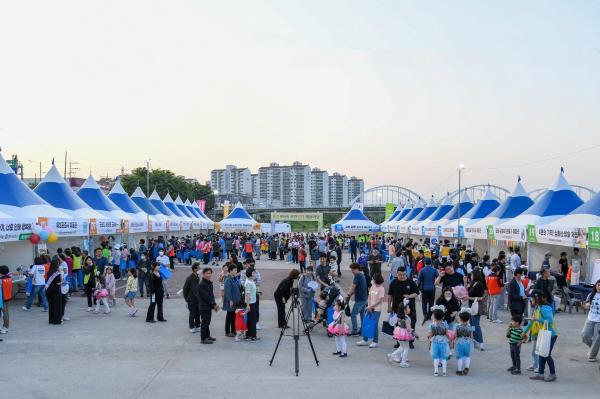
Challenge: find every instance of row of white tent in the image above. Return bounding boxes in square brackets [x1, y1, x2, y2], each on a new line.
[0, 152, 215, 243]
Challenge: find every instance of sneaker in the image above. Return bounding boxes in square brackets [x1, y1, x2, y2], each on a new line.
[132, 308, 138, 317]
[507, 366, 515, 372]
[190, 328, 197, 333]
[442, 372, 447, 377]
[492, 319, 503, 324]
[22, 306, 30, 311]
[42, 308, 48, 312]
[456, 370, 464, 375]
[0, 328, 7, 334]
[208, 337, 217, 341]
[511, 369, 521, 375]
[339, 353, 347, 358]
[544, 374, 557, 382]
[87, 307, 93, 312]
[256, 323, 261, 330]
[332, 351, 341, 355]
[356, 340, 369, 346]
[526, 365, 536, 371]
[234, 336, 241, 342]
[400, 363, 410, 368]
[588, 357, 597, 362]
[369, 342, 378, 348]
[104, 310, 111, 314]
[463, 368, 469, 375]
[529, 374, 545, 381]
[62, 316, 70, 321]
[201, 340, 213, 344]
[93, 310, 99, 314]
[251, 337, 260, 342]
[434, 372, 439, 377]
[349, 331, 360, 337]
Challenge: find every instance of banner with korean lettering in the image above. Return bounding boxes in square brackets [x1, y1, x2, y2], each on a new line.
[196, 199, 206, 213]
[535, 225, 588, 248]
[38, 217, 88, 237]
[96, 219, 121, 235]
[128, 219, 148, 234]
[0, 218, 35, 242]
[493, 225, 527, 242]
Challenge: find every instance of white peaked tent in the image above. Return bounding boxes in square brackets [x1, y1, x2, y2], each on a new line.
[77, 175, 131, 235]
[185, 199, 213, 230]
[498, 171, 584, 242]
[148, 190, 181, 232]
[218, 202, 258, 232]
[164, 193, 192, 231]
[389, 199, 413, 232]
[33, 163, 99, 238]
[419, 194, 455, 237]
[465, 179, 534, 240]
[426, 191, 473, 237]
[380, 204, 403, 233]
[397, 197, 426, 234]
[108, 179, 149, 234]
[333, 203, 380, 233]
[442, 187, 501, 238]
[540, 191, 600, 283]
[175, 195, 201, 230]
[130, 187, 168, 233]
[409, 196, 438, 236]
[191, 201, 215, 230]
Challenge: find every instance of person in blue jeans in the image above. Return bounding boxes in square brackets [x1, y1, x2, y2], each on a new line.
[22, 259, 49, 311]
[356, 273, 385, 348]
[346, 263, 368, 335]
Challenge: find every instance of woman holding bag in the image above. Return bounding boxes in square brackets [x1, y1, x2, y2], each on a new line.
[523, 291, 558, 382]
[468, 270, 485, 350]
[581, 279, 600, 362]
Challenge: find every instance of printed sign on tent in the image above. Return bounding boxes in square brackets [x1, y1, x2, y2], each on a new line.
[0, 218, 34, 242]
[38, 217, 88, 238]
[536, 225, 587, 248]
[588, 227, 600, 249]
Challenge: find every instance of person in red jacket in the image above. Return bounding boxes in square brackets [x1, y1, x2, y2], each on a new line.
[486, 265, 504, 323]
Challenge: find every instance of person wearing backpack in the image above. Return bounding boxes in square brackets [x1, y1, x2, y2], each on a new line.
[0, 265, 12, 334]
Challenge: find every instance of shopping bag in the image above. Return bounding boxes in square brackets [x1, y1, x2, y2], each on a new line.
[361, 312, 377, 339]
[470, 299, 479, 315]
[327, 306, 334, 324]
[159, 265, 172, 280]
[535, 322, 552, 357]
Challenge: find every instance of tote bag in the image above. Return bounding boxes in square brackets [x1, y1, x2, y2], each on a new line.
[470, 298, 479, 315]
[535, 321, 552, 358]
[361, 312, 377, 339]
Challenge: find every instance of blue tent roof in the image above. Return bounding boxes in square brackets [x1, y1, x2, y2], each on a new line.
[131, 188, 161, 216]
[225, 204, 254, 220]
[427, 199, 454, 222]
[399, 198, 425, 222]
[175, 195, 195, 218]
[0, 154, 47, 208]
[570, 190, 600, 216]
[34, 164, 93, 211]
[392, 200, 413, 222]
[163, 193, 185, 217]
[148, 190, 175, 216]
[186, 203, 203, 218]
[487, 180, 533, 219]
[443, 191, 474, 221]
[385, 205, 403, 222]
[108, 179, 145, 215]
[193, 204, 213, 222]
[342, 208, 370, 221]
[77, 176, 122, 212]
[522, 173, 583, 217]
[414, 197, 438, 222]
[461, 188, 501, 220]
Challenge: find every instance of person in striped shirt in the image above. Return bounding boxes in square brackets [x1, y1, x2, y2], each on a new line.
[507, 315, 525, 375]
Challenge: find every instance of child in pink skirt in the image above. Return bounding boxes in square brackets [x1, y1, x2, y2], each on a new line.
[328, 300, 349, 358]
[388, 299, 413, 367]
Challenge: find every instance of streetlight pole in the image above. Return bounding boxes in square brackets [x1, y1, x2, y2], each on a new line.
[457, 164, 465, 244]
[146, 159, 151, 197]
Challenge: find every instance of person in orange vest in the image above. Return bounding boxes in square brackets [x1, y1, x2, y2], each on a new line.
[0, 265, 12, 334]
[486, 265, 504, 323]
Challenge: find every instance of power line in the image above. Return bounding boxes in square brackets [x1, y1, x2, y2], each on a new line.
[468, 143, 600, 171]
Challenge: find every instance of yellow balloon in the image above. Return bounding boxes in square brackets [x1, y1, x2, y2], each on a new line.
[48, 232, 59, 243]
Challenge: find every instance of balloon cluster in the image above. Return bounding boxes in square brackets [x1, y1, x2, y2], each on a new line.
[29, 225, 59, 244]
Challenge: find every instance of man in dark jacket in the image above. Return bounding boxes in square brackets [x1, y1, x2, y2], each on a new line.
[534, 267, 555, 305]
[507, 267, 526, 317]
[182, 263, 201, 333]
[198, 267, 219, 344]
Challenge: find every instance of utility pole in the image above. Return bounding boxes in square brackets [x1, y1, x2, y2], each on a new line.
[69, 159, 80, 181]
[146, 159, 151, 197]
[64, 152, 68, 179]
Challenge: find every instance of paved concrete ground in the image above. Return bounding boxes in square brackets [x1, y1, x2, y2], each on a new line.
[2, 258, 598, 399]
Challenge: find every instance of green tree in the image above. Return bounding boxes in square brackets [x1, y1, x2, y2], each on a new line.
[120, 167, 214, 211]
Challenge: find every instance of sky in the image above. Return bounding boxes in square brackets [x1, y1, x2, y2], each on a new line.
[0, 0, 599, 198]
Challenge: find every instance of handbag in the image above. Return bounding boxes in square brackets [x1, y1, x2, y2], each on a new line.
[381, 321, 395, 337]
[535, 321, 552, 357]
[361, 312, 377, 339]
[470, 298, 479, 315]
[159, 266, 172, 280]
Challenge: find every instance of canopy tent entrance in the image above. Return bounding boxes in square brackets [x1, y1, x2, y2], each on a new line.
[332, 203, 380, 233]
[217, 202, 259, 232]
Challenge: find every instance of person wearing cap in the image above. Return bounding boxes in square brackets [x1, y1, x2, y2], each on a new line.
[417, 257, 438, 318]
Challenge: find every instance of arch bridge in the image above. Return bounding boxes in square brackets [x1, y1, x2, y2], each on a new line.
[528, 185, 596, 201]
[350, 185, 422, 208]
[449, 184, 511, 202]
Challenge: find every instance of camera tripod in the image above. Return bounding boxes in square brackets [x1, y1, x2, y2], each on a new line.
[269, 291, 319, 376]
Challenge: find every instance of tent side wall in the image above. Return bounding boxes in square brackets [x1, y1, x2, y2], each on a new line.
[0, 241, 36, 272]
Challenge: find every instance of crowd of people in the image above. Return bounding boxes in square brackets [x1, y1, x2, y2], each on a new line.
[0, 231, 598, 382]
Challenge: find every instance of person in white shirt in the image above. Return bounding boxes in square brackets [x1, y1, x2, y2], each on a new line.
[23, 257, 49, 311]
[510, 247, 522, 271]
[156, 250, 171, 298]
[244, 268, 259, 341]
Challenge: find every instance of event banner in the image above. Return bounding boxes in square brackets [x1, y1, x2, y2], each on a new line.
[409, 225, 422, 236]
[463, 224, 488, 239]
[38, 217, 89, 237]
[196, 199, 206, 213]
[128, 219, 148, 234]
[492, 225, 527, 242]
[534, 224, 587, 247]
[423, 225, 439, 237]
[588, 227, 600, 249]
[89, 218, 121, 235]
[385, 203, 395, 221]
[181, 220, 192, 231]
[191, 220, 202, 230]
[0, 218, 35, 242]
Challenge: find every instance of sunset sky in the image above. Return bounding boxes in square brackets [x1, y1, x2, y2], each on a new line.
[1, 0, 599, 197]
